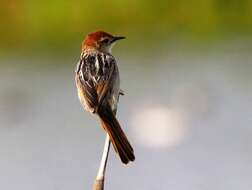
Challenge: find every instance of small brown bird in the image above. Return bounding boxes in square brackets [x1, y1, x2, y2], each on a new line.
[75, 31, 135, 164]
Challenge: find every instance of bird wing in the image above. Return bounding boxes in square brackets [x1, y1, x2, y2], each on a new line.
[76, 52, 115, 112]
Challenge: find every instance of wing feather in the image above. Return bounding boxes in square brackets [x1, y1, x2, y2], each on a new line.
[75, 52, 115, 112]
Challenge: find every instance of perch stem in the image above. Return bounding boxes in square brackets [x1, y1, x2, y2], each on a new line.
[93, 134, 111, 190]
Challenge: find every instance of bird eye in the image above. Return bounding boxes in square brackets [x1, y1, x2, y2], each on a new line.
[102, 38, 109, 44]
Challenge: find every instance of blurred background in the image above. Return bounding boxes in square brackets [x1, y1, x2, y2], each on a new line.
[0, 0, 252, 190]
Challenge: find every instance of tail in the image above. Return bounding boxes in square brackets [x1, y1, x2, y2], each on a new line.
[97, 106, 135, 164]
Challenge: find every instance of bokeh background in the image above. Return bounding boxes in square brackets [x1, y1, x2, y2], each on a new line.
[0, 1, 252, 190]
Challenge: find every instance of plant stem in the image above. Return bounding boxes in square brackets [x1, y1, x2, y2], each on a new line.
[93, 134, 111, 190]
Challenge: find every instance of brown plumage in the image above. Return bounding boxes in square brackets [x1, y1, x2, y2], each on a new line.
[98, 105, 135, 164]
[75, 31, 135, 164]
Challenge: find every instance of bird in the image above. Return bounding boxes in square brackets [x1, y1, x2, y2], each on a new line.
[75, 31, 135, 164]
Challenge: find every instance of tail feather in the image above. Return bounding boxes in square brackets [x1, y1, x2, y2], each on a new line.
[97, 106, 135, 164]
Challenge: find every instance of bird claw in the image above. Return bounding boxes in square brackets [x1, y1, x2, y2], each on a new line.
[119, 89, 125, 96]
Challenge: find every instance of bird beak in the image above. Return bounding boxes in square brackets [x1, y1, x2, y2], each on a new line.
[111, 36, 126, 43]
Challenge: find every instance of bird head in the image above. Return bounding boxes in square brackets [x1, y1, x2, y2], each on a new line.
[82, 31, 125, 53]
